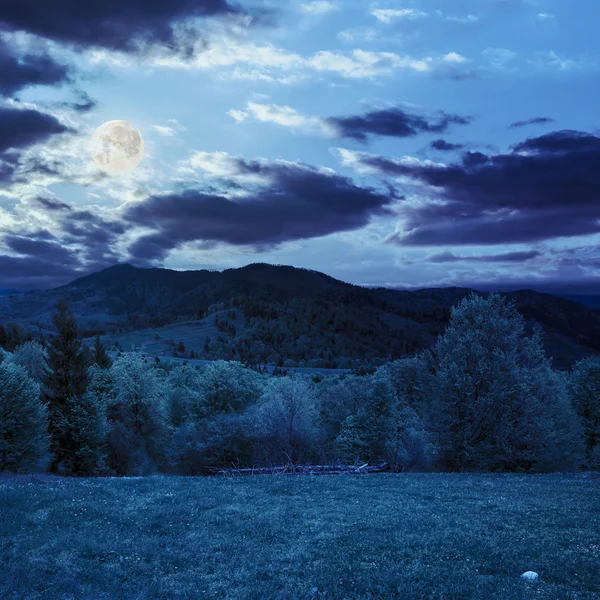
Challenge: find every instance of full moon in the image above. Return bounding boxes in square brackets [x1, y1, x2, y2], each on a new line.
[91, 120, 144, 175]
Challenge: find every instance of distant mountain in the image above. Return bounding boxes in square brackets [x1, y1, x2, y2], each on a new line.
[1, 262, 599, 370]
[552, 293, 600, 309]
[0, 289, 21, 296]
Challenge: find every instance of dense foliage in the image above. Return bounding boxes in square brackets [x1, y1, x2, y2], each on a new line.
[1, 293, 597, 475]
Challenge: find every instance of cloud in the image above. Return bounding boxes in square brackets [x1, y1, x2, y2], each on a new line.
[123, 153, 397, 260]
[482, 47, 518, 69]
[153, 125, 176, 137]
[508, 116, 554, 129]
[0, 40, 70, 96]
[338, 129, 600, 246]
[529, 51, 591, 71]
[429, 139, 465, 151]
[0, 195, 129, 289]
[442, 14, 479, 23]
[0, 254, 84, 290]
[0, 0, 253, 53]
[0, 106, 71, 155]
[67, 91, 97, 113]
[371, 9, 427, 23]
[423, 250, 541, 263]
[229, 103, 472, 142]
[4, 234, 80, 266]
[227, 109, 249, 123]
[536, 13, 555, 20]
[299, 1, 339, 15]
[326, 107, 472, 142]
[230, 102, 335, 136]
[336, 27, 380, 44]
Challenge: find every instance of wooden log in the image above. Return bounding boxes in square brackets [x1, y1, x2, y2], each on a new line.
[210, 463, 390, 476]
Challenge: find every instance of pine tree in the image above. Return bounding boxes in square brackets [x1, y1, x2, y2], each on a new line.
[93, 334, 112, 369]
[177, 340, 185, 354]
[568, 356, 600, 469]
[43, 297, 89, 474]
[0, 362, 50, 472]
[335, 415, 367, 464]
[0, 324, 7, 350]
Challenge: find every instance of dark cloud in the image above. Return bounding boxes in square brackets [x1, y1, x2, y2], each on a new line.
[0, 0, 256, 52]
[425, 250, 541, 263]
[509, 117, 554, 129]
[326, 108, 472, 142]
[66, 91, 97, 113]
[61, 209, 127, 263]
[4, 235, 80, 265]
[0, 40, 70, 96]
[36, 196, 73, 212]
[0, 202, 128, 288]
[0, 107, 71, 154]
[350, 129, 600, 245]
[124, 159, 396, 260]
[429, 139, 464, 151]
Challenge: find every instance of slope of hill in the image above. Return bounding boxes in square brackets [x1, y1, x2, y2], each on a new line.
[1, 263, 599, 370]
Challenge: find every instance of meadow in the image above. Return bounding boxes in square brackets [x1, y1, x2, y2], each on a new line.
[1, 472, 599, 600]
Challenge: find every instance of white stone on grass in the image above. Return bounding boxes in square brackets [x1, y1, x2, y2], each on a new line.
[521, 571, 538, 581]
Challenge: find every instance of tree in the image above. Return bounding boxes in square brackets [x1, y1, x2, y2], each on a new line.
[93, 334, 112, 369]
[0, 324, 8, 350]
[0, 362, 49, 472]
[43, 297, 89, 474]
[55, 393, 108, 476]
[107, 349, 170, 474]
[568, 356, 600, 469]
[166, 364, 204, 428]
[177, 340, 185, 354]
[358, 368, 396, 462]
[335, 415, 367, 464]
[196, 360, 264, 418]
[428, 293, 583, 472]
[8, 340, 49, 384]
[253, 374, 321, 464]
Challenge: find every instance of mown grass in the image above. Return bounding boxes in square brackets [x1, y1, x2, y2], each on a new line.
[1, 472, 599, 599]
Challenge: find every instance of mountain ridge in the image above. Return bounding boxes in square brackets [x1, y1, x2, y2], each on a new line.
[1, 262, 599, 370]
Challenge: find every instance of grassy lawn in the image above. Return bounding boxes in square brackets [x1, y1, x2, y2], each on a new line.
[1, 472, 599, 599]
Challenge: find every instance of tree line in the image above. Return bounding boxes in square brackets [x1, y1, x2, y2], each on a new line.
[1, 294, 598, 476]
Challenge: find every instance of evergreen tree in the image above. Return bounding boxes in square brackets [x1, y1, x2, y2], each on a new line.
[335, 415, 368, 464]
[0, 324, 7, 350]
[43, 297, 89, 474]
[0, 362, 50, 472]
[568, 355, 600, 469]
[177, 340, 185, 354]
[93, 334, 112, 369]
[55, 393, 108, 476]
[429, 293, 583, 472]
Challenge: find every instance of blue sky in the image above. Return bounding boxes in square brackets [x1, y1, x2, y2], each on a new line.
[0, 0, 599, 292]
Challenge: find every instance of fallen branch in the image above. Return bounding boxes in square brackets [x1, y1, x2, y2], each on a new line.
[210, 463, 390, 476]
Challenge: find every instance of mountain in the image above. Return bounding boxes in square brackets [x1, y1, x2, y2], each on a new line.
[0, 289, 21, 296]
[552, 293, 600, 309]
[1, 263, 599, 371]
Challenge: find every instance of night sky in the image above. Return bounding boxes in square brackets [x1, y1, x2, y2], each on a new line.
[0, 0, 599, 293]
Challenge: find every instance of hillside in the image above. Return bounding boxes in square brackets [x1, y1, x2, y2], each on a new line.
[1, 263, 599, 370]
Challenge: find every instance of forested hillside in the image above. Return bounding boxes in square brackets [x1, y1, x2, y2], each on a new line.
[1, 263, 600, 370]
[1, 292, 599, 478]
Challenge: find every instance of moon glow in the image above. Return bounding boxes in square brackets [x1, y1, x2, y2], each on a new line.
[91, 120, 144, 175]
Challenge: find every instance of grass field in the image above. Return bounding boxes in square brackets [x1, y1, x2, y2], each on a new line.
[83, 310, 244, 358]
[1, 472, 599, 599]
